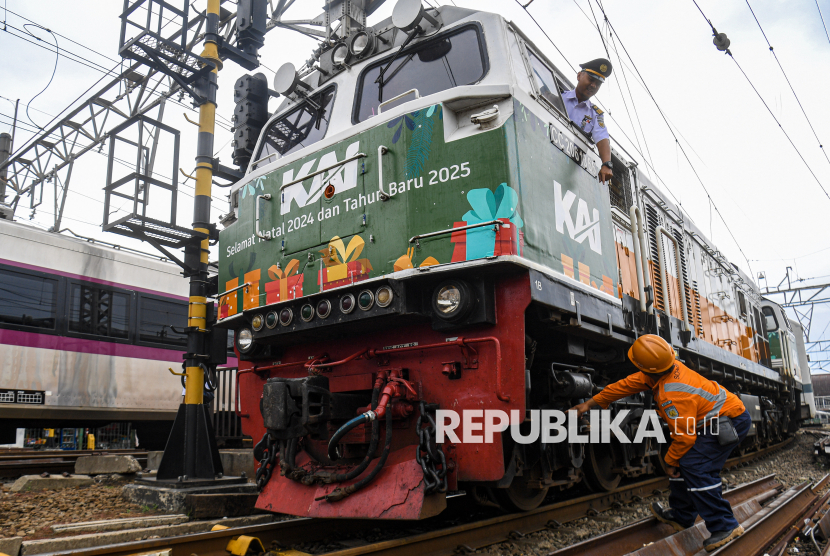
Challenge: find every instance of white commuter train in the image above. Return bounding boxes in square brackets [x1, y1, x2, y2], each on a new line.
[0, 218, 196, 449]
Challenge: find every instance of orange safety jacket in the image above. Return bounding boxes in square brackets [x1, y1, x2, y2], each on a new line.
[592, 360, 746, 467]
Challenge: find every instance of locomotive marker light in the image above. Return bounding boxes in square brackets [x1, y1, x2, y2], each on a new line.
[265, 311, 278, 329]
[251, 314, 264, 331]
[349, 31, 375, 58]
[340, 293, 356, 314]
[331, 43, 350, 67]
[358, 289, 375, 310]
[301, 303, 315, 322]
[279, 308, 293, 326]
[317, 299, 333, 318]
[376, 285, 394, 308]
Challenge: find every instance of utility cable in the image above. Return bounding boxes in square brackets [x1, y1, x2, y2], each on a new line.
[689, 0, 830, 202]
[744, 0, 830, 167]
[21, 23, 59, 130]
[591, 0, 753, 274]
[817, 0, 830, 47]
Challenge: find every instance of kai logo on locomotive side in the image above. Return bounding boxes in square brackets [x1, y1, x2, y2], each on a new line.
[280, 141, 361, 215]
[553, 180, 602, 255]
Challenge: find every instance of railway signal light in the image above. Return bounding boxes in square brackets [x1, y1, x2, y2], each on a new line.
[232, 73, 270, 168]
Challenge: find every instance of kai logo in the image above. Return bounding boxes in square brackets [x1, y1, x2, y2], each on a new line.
[553, 180, 602, 255]
[280, 141, 360, 215]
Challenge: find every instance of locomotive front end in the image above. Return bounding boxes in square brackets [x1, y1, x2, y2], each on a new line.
[218, 4, 620, 519]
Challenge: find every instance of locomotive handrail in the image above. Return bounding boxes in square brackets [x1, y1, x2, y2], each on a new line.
[409, 220, 504, 247]
[377, 145, 392, 200]
[655, 225, 691, 328]
[218, 281, 251, 298]
[256, 194, 273, 240]
[278, 152, 367, 191]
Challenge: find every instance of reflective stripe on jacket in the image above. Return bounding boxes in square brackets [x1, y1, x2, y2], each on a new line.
[591, 360, 746, 467]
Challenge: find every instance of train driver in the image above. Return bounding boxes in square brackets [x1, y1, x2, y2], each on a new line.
[561, 58, 614, 183]
[570, 334, 752, 552]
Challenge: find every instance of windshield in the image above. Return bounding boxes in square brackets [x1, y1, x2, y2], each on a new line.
[354, 26, 487, 122]
[762, 306, 778, 332]
[253, 86, 336, 169]
[527, 49, 566, 115]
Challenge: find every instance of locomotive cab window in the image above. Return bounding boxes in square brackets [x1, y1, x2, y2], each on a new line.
[69, 285, 130, 339]
[138, 296, 188, 347]
[762, 306, 778, 332]
[354, 25, 488, 123]
[253, 86, 336, 170]
[0, 267, 57, 329]
[526, 49, 566, 116]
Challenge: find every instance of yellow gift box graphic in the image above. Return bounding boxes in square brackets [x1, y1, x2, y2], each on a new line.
[318, 235, 373, 290]
[265, 259, 303, 304]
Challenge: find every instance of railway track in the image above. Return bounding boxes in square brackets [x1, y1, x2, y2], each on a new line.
[0, 450, 148, 478]
[33, 438, 795, 556]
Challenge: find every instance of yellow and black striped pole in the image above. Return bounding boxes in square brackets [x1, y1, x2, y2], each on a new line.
[158, 0, 225, 481]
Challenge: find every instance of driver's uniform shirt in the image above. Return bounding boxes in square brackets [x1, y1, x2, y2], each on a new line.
[561, 89, 609, 143]
[591, 361, 746, 466]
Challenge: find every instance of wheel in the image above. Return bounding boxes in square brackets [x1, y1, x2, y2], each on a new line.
[492, 472, 549, 512]
[582, 442, 622, 492]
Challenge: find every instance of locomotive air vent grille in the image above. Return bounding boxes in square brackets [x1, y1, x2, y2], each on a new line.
[672, 228, 695, 331]
[691, 280, 704, 337]
[645, 204, 666, 313]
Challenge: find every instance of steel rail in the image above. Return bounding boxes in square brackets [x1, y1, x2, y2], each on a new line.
[37, 438, 797, 556]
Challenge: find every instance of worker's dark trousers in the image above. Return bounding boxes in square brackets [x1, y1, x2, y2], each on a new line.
[668, 410, 752, 534]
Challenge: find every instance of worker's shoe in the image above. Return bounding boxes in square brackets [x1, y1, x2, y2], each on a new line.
[650, 502, 690, 532]
[703, 525, 744, 552]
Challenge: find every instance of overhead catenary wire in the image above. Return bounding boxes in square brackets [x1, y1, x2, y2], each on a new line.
[689, 0, 830, 203]
[816, 0, 830, 47]
[587, 0, 754, 275]
[743, 0, 830, 168]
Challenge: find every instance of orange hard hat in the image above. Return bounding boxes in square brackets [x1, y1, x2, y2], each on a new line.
[628, 334, 675, 373]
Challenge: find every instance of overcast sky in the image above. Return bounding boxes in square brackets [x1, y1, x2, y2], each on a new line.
[2, 0, 829, 367]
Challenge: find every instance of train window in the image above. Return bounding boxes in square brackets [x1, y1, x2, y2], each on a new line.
[253, 86, 336, 169]
[354, 26, 487, 122]
[737, 290, 748, 317]
[527, 49, 567, 116]
[0, 268, 57, 329]
[139, 297, 188, 347]
[762, 306, 779, 332]
[69, 285, 130, 339]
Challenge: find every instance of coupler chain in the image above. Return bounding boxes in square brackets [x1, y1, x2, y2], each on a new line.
[253, 432, 278, 490]
[416, 401, 448, 495]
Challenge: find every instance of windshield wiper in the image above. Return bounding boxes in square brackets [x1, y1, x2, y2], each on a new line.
[375, 29, 421, 102]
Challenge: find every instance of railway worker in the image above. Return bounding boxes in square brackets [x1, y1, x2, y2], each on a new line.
[569, 334, 752, 552]
[562, 58, 614, 183]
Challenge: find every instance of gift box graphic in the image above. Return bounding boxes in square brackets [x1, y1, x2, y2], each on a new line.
[265, 259, 303, 304]
[451, 183, 524, 262]
[318, 235, 374, 290]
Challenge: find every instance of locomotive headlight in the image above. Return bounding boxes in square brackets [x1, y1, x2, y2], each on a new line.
[350, 31, 373, 57]
[251, 314, 264, 331]
[376, 286, 394, 307]
[332, 43, 349, 66]
[432, 280, 473, 321]
[237, 328, 254, 352]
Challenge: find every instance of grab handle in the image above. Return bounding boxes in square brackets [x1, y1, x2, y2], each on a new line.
[377, 145, 393, 201]
[256, 194, 272, 240]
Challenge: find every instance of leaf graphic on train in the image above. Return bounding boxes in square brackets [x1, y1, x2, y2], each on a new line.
[387, 113, 416, 144]
[405, 109, 433, 178]
[227, 251, 257, 280]
[240, 176, 266, 199]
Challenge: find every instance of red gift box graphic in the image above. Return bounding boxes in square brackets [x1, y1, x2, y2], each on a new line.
[265, 259, 303, 304]
[451, 218, 524, 262]
[317, 235, 373, 291]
